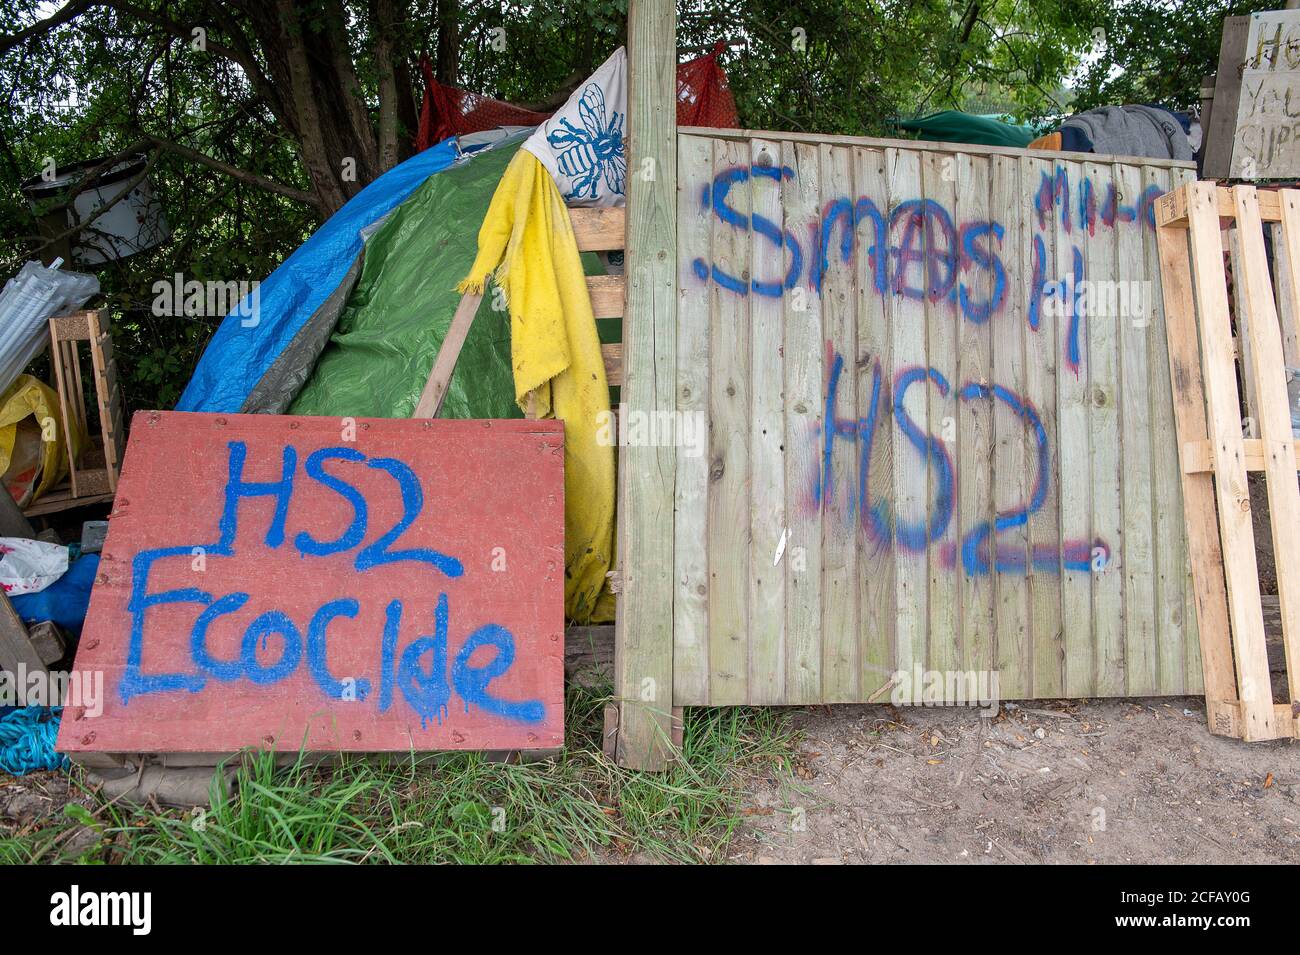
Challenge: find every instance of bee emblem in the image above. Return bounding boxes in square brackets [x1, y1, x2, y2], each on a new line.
[547, 84, 626, 202]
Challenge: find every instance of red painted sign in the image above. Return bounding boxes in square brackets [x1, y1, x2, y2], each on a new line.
[58, 412, 565, 754]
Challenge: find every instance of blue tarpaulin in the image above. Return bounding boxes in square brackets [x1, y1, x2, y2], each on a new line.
[176, 138, 461, 414]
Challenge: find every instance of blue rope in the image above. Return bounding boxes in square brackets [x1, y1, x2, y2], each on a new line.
[0, 707, 68, 776]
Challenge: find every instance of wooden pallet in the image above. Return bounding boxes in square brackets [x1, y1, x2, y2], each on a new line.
[34, 308, 125, 515]
[411, 220, 625, 419]
[1155, 182, 1300, 741]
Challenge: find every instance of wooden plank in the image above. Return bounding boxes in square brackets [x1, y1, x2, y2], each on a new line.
[819, 143, 858, 702]
[615, 0, 677, 768]
[1232, 185, 1300, 709]
[1159, 183, 1236, 725]
[412, 292, 484, 419]
[48, 311, 94, 341]
[887, 147, 927, 680]
[920, 151, 959, 683]
[23, 488, 114, 518]
[1084, 161, 1124, 697]
[0, 591, 44, 677]
[1183, 181, 1274, 739]
[705, 136, 750, 705]
[991, 153, 1030, 697]
[1222, 12, 1300, 179]
[747, 137, 787, 704]
[1170, 168, 1203, 694]
[1229, 231, 1260, 429]
[1023, 155, 1064, 697]
[853, 145, 894, 699]
[1115, 162, 1157, 696]
[1277, 189, 1300, 367]
[956, 153, 995, 683]
[601, 344, 622, 386]
[1202, 15, 1255, 179]
[1054, 160, 1093, 697]
[586, 275, 625, 318]
[0, 489, 35, 538]
[1180, 437, 1300, 472]
[86, 311, 121, 494]
[58, 414, 566, 754]
[672, 132, 711, 704]
[49, 328, 81, 500]
[1157, 183, 1283, 226]
[680, 126, 1198, 171]
[783, 140, 823, 703]
[1143, 166, 1188, 695]
[570, 207, 626, 252]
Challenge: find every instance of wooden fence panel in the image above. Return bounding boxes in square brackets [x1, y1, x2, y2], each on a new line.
[673, 129, 1198, 704]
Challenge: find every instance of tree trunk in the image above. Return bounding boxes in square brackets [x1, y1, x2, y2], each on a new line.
[436, 0, 459, 85]
[248, 0, 383, 217]
[372, 0, 401, 170]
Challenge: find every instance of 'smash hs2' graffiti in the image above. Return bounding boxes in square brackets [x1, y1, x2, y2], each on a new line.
[690, 161, 1152, 576]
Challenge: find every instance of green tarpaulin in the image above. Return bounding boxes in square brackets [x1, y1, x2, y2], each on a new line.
[290, 138, 617, 420]
[896, 110, 1035, 149]
[290, 141, 522, 420]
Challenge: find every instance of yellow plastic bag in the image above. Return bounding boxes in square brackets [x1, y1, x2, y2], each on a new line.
[0, 374, 83, 506]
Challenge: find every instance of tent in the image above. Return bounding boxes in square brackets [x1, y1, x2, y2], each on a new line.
[175, 49, 737, 622]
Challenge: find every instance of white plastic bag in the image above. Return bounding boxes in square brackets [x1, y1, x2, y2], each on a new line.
[0, 537, 69, 596]
[0, 259, 99, 394]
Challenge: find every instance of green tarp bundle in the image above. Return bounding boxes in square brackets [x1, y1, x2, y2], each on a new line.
[896, 110, 1035, 149]
[290, 142, 522, 419]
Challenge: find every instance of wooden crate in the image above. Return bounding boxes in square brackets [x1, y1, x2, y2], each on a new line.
[32, 308, 125, 515]
[1155, 182, 1300, 741]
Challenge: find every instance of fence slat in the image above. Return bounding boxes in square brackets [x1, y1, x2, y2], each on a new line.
[956, 153, 996, 683]
[1143, 166, 1187, 695]
[819, 143, 860, 702]
[1023, 156, 1064, 697]
[748, 138, 788, 704]
[919, 152, 959, 681]
[1055, 161, 1094, 696]
[672, 133, 712, 705]
[1116, 162, 1157, 696]
[991, 153, 1030, 697]
[887, 147, 927, 680]
[706, 137, 752, 705]
[783, 140, 824, 703]
[854, 146, 895, 698]
[1084, 161, 1125, 697]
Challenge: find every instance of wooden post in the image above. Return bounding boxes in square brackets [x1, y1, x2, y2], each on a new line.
[614, 0, 677, 769]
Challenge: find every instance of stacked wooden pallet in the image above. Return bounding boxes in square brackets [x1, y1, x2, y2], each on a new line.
[1155, 182, 1300, 741]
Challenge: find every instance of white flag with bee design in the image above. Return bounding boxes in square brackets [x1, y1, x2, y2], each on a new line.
[524, 47, 627, 208]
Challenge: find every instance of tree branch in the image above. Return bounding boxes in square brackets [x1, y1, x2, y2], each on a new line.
[0, 0, 98, 56]
[143, 134, 317, 207]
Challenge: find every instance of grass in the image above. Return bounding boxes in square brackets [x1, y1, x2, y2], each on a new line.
[0, 684, 795, 864]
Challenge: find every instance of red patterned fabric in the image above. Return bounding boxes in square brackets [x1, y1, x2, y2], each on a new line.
[415, 45, 739, 151]
[677, 43, 739, 129]
[415, 55, 552, 151]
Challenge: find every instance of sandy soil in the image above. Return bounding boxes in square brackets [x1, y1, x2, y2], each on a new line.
[729, 698, 1300, 864]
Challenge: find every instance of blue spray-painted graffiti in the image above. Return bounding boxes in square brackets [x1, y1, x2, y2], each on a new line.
[120, 441, 543, 727]
[689, 161, 1158, 370]
[813, 351, 1108, 576]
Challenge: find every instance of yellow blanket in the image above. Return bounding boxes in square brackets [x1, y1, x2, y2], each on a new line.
[458, 150, 616, 623]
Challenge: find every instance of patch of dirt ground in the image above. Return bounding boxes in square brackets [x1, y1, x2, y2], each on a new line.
[729, 698, 1300, 864]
